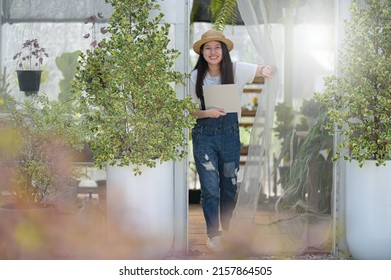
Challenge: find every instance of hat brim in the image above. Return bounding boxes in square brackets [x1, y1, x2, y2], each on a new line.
[193, 38, 234, 54]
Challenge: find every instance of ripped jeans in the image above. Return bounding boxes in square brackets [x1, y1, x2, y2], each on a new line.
[192, 113, 240, 238]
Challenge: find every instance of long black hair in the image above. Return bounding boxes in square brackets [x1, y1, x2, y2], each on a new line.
[193, 41, 234, 100]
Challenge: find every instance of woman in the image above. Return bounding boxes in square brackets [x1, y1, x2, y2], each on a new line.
[190, 29, 275, 252]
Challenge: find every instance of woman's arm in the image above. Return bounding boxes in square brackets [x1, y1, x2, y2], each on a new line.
[190, 108, 227, 119]
[255, 64, 276, 79]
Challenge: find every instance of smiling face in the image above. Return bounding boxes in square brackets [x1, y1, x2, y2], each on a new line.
[201, 40, 223, 66]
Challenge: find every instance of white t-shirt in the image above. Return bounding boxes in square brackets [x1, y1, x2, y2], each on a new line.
[189, 62, 257, 107]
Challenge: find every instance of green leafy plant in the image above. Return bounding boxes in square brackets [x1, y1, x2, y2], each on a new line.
[0, 95, 85, 205]
[274, 102, 295, 165]
[210, 0, 239, 31]
[277, 105, 333, 213]
[190, 0, 239, 31]
[72, 0, 196, 174]
[274, 101, 309, 167]
[0, 68, 15, 113]
[315, 0, 391, 167]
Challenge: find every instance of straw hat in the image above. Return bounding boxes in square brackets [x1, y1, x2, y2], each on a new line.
[193, 29, 234, 54]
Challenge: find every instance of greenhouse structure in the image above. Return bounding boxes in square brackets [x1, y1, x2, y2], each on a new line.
[0, 0, 390, 261]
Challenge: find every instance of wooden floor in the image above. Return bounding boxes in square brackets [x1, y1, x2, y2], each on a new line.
[186, 202, 333, 259]
[0, 193, 332, 260]
[188, 203, 209, 256]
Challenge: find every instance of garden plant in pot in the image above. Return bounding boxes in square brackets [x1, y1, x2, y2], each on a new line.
[13, 39, 49, 96]
[275, 99, 333, 214]
[0, 95, 85, 259]
[315, 0, 390, 259]
[72, 0, 196, 258]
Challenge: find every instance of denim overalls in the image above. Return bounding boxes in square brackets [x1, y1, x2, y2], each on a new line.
[192, 112, 240, 238]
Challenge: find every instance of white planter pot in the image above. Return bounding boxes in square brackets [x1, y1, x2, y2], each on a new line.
[106, 161, 174, 258]
[346, 160, 391, 259]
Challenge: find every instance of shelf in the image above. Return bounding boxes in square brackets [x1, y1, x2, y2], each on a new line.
[243, 88, 262, 94]
[241, 109, 256, 117]
[252, 76, 265, 84]
[239, 122, 253, 128]
[239, 78, 264, 165]
[240, 145, 249, 155]
[240, 110, 256, 128]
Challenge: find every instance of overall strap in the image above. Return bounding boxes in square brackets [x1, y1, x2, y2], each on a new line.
[200, 95, 206, 110]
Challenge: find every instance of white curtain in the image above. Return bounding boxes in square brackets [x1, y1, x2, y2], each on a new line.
[228, 0, 333, 257]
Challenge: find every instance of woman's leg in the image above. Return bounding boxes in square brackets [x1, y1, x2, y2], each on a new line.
[193, 135, 221, 238]
[219, 131, 240, 231]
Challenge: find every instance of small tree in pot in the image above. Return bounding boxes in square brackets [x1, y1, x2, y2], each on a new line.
[72, 0, 196, 174]
[315, 0, 391, 260]
[71, 0, 196, 257]
[315, 0, 390, 167]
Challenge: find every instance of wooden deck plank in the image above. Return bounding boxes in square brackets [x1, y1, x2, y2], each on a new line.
[187, 202, 332, 258]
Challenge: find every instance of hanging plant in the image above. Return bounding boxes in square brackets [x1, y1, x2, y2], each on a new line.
[13, 39, 49, 95]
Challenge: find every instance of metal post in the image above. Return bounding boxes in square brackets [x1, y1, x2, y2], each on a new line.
[161, 0, 190, 254]
[332, 0, 351, 258]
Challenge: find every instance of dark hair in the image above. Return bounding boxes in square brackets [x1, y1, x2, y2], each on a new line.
[193, 41, 234, 100]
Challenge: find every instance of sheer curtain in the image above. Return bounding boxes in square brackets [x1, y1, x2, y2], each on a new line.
[228, 0, 333, 257]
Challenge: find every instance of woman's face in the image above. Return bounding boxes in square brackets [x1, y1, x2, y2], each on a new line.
[202, 40, 223, 66]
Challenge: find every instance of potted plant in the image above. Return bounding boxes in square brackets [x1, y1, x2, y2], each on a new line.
[13, 39, 49, 96]
[315, 0, 390, 259]
[273, 101, 310, 190]
[275, 99, 333, 211]
[0, 94, 85, 259]
[71, 0, 196, 257]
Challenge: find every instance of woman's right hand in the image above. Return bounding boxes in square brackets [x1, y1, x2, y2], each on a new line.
[206, 108, 226, 118]
[257, 64, 277, 79]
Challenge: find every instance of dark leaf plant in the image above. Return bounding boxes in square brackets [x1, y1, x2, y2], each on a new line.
[72, 0, 197, 174]
[315, 0, 391, 167]
[13, 39, 49, 70]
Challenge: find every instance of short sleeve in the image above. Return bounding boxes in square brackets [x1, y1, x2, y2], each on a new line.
[234, 62, 257, 90]
[189, 70, 201, 107]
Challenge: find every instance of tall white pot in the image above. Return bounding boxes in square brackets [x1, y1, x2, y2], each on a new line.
[106, 161, 174, 258]
[345, 160, 391, 259]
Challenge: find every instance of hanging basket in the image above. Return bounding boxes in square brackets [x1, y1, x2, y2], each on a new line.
[16, 70, 43, 96]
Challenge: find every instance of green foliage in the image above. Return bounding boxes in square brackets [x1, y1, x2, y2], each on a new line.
[274, 101, 310, 165]
[0, 68, 15, 113]
[210, 0, 238, 31]
[274, 102, 294, 142]
[72, 0, 197, 174]
[277, 106, 333, 213]
[273, 98, 332, 211]
[315, 0, 391, 167]
[56, 51, 81, 103]
[0, 95, 85, 204]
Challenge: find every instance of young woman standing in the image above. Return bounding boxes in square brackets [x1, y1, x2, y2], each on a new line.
[190, 29, 275, 252]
